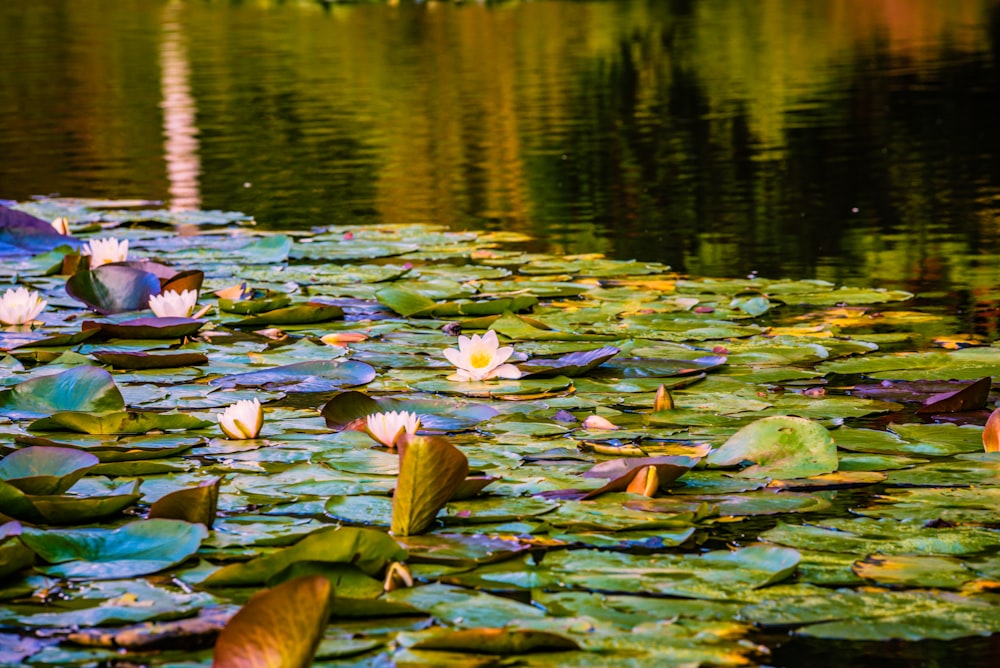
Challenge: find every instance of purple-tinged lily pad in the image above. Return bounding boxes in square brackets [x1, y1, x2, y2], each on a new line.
[518, 346, 620, 378]
[82, 317, 204, 340]
[92, 350, 209, 370]
[915, 377, 991, 415]
[593, 355, 727, 378]
[211, 360, 376, 393]
[321, 391, 498, 432]
[66, 265, 162, 314]
[0, 204, 81, 255]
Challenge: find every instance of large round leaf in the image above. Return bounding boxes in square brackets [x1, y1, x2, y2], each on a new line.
[66, 264, 162, 314]
[706, 416, 837, 479]
[0, 367, 124, 418]
[517, 346, 620, 379]
[202, 526, 406, 587]
[82, 317, 204, 340]
[20, 518, 208, 579]
[210, 360, 376, 393]
[0, 446, 98, 495]
[321, 391, 498, 432]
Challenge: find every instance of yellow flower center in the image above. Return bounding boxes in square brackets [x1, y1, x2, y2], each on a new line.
[469, 350, 492, 368]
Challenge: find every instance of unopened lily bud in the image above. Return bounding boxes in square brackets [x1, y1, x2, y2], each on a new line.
[321, 332, 368, 346]
[582, 415, 619, 430]
[654, 385, 674, 411]
[51, 217, 70, 235]
[383, 561, 413, 591]
[626, 465, 660, 497]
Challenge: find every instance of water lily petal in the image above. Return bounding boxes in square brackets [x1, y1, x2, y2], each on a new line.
[487, 363, 522, 380]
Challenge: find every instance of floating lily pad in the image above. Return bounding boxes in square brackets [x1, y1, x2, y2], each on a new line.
[0, 367, 124, 417]
[92, 350, 209, 369]
[0, 446, 98, 495]
[517, 347, 620, 378]
[20, 518, 207, 579]
[706, 416, 837, 479]
[82, 317, 204, 340]
[228, 302, 344, 327]
[320, 391, 498, 432]
[28, 411, 212, 435]
[0, 205, 82, 254]
[202, 526, 407, 587]
[66, 265, 162, 314]
[210, 360, 376, 393]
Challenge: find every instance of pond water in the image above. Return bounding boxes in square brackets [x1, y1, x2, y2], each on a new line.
[3, 0, 1000, 302]
[3, 3, 1000, 666]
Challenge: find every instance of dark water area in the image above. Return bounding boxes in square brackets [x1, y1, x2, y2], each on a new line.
[3, 0, 1000, 304]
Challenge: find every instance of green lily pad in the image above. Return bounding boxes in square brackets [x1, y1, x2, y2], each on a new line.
[228, 302, 344, 327]
[0, 446, 98, 495]
[706, 416, 837, 479]
[0, 366, 124, 417]
[201, 526, 407, 587]
[210, 360, 376, 393]
[20, 518, 207, 579]
[28, 411, 213, 435]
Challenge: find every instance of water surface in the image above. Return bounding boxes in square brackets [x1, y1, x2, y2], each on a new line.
[2, 0, 999, 308]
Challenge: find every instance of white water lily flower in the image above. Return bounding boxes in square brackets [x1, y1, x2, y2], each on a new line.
[51, 217, 70, 235]
[218, 398, 263, 440]
[0, 287, 47, 325]
[443, 330, 521, 382]
[148, 289, 199, 318]
[81, 237, 129, 265]
[365, 410, 421, 448]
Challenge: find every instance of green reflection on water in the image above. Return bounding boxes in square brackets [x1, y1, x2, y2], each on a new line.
[1, 0, 999, 302]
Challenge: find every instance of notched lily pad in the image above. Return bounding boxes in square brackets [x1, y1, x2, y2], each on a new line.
[0, 366, 125, 417]
[66, 265, 162, 314]
[706, 416, 837, 479]
[321, 391, 498, 432]
[210, 360, 376, 393]
[82, 317, 204, 340]
[20, 518, 208, 579]
[0, 446, 99, 495]
[517, 346, 620, 378]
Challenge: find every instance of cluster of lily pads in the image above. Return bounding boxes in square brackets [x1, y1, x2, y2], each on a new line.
[1, 198, 999, 666]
